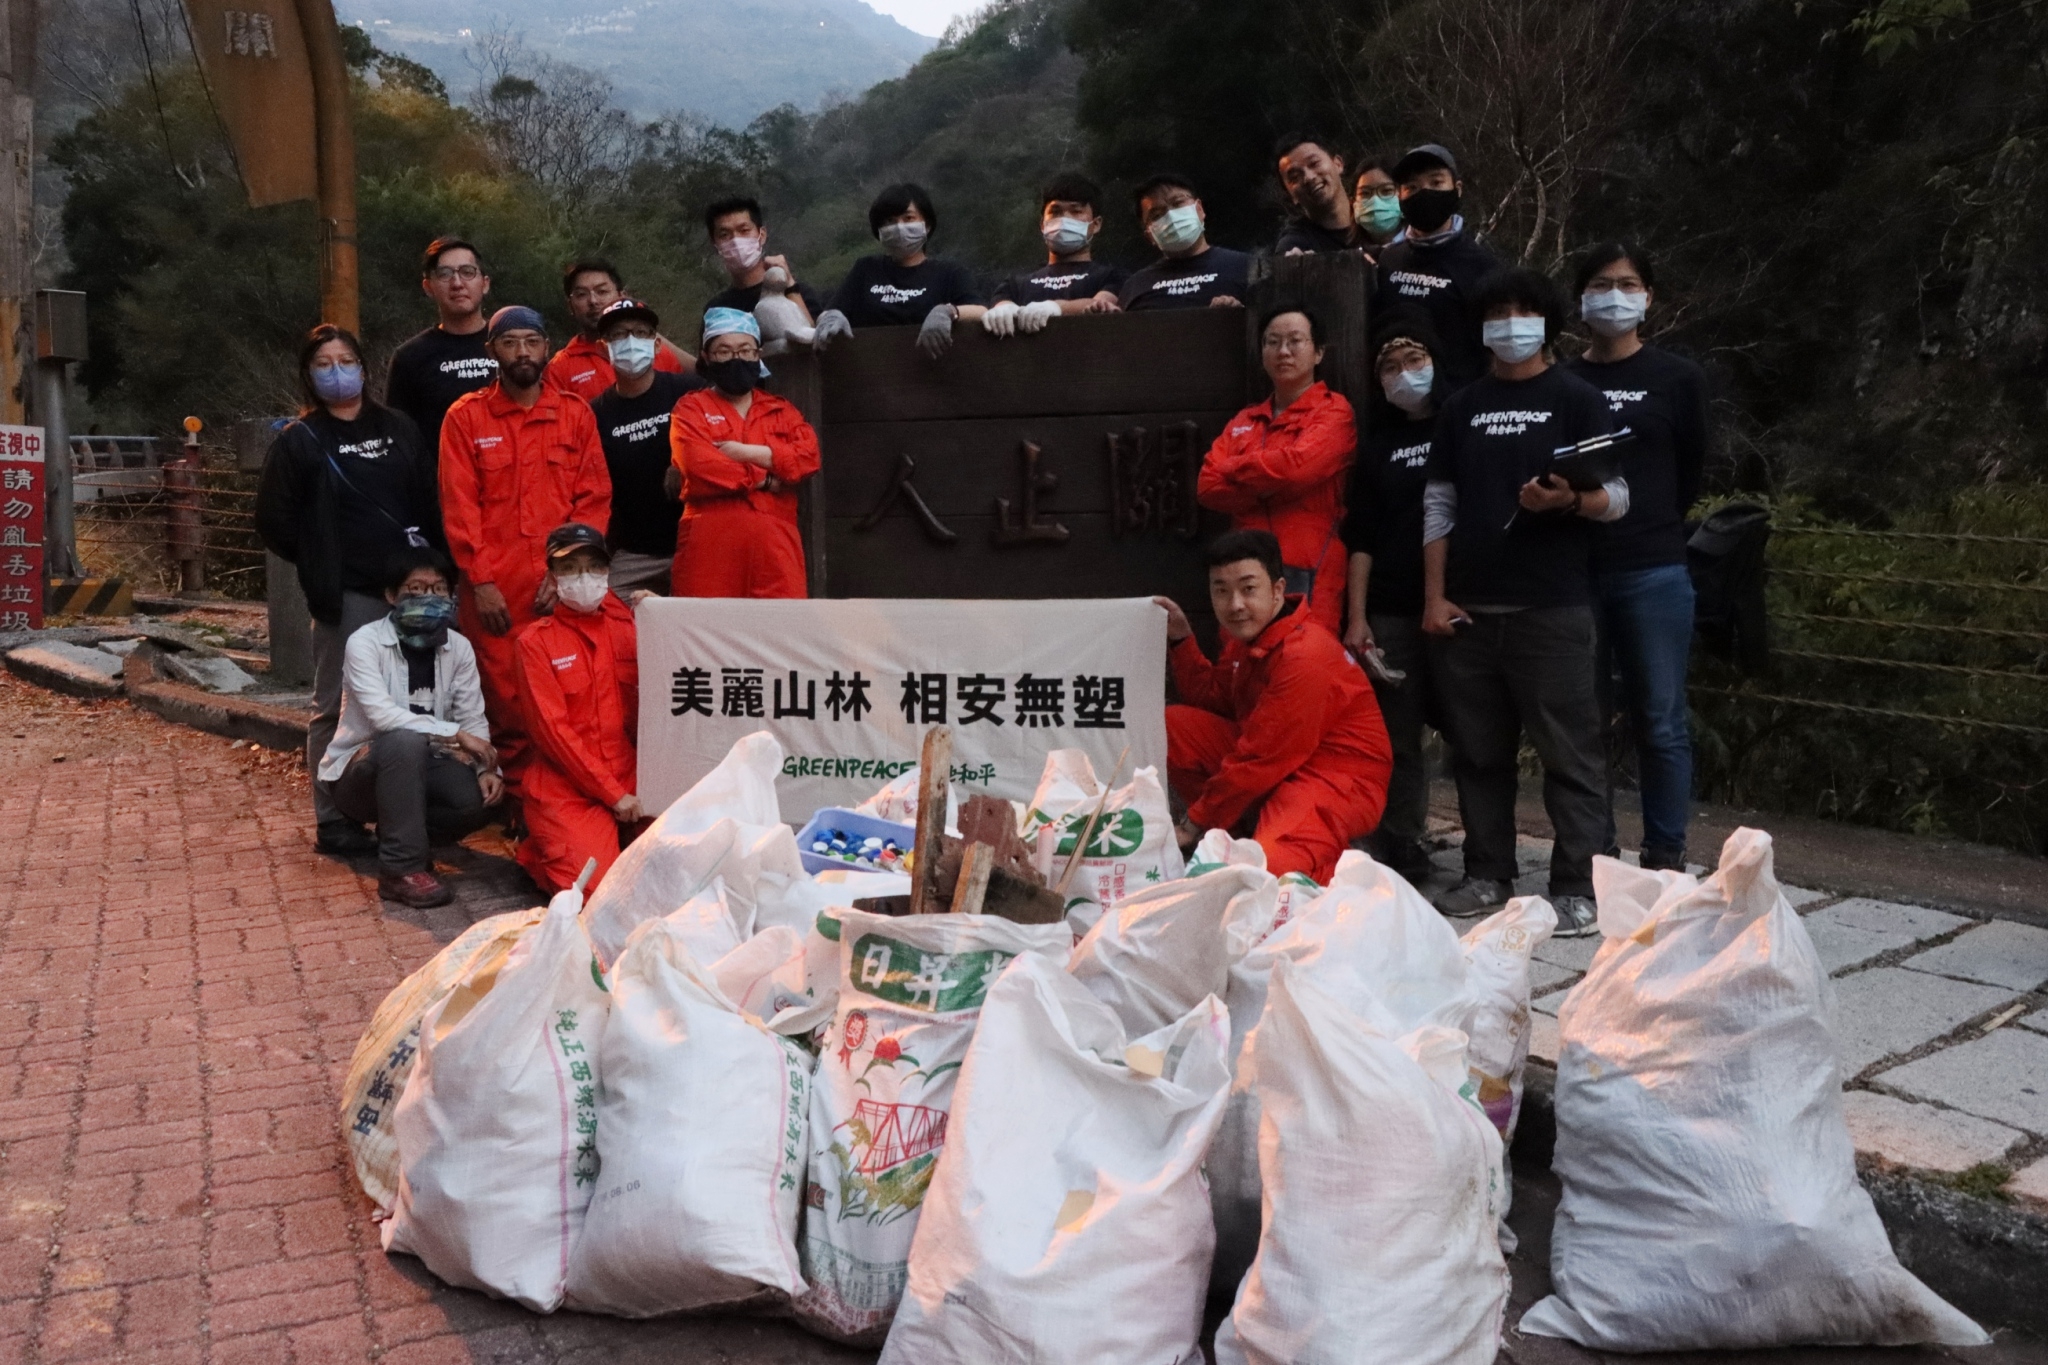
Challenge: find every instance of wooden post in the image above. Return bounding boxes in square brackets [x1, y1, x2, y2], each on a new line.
[1249, 251, 1373, 409]
[0, 0, 34, 426]
[168, 420, 205, 595]
[293, 0, 358, 331]
[907, 726, 952, 917]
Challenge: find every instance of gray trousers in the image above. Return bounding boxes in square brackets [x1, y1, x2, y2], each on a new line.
[310, 591, 393, 824]
[608, 549, 672, 597]
[1367, 612, 1434, 853]
[323, 729, 491, 874]
[1427, 605, 1609, 898]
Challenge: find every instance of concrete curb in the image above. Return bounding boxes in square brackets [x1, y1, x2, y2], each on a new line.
[121, 645, 308, 752]
[3, 646, 123, 699]
[1516, 1060, 2048, 1339]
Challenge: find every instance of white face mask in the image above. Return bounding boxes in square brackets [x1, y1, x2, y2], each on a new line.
[1582, 287, 1649, 338]
[1042, 216, 1092, 255]
[607, 335, 656, 378]
[1482, 316, 1548, 364]
[877, 221, 928, 260]
[1383, 364, 1435, 413]
[555, 571, 610, 613]
[1148, 203, 1204, 254]
[716, 233, 764, 272]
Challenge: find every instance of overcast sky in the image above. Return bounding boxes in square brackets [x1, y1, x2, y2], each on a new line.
[865, 0, 983, 37]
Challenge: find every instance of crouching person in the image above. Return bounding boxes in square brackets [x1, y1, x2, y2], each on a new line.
[318, 547, 503, 909]
[1158, 529, 1393, 882]
[514, 523, 643, 894]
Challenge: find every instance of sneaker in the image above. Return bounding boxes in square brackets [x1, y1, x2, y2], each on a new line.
[378, 869, 453, 909]
[1551, 894, 1599, 937]
[1640, 847, 1688, 872]
[315, 819, 378, 856]
[1433, 876, 1513, 918]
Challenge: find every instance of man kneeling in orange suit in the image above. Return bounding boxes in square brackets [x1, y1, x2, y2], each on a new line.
[1157, 528, 1393, 883]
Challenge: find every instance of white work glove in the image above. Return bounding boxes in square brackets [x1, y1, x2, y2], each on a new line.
[811, 309, 853, 352]
[1016, 300, 1062, 334]
[982, 300, 1021, 337]
[916, 303, 957, 359]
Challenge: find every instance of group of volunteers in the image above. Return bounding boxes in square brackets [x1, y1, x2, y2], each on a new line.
[256, 133, 1707, 934]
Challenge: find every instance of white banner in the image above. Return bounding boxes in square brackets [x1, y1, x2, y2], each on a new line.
[635, 597, 1168, 825]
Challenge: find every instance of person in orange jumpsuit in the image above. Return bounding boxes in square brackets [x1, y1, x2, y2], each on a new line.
[1197, 304, 1357, 634]
[439, 305, 612, 783]
[1157, 528, 1393, 883]
[514, 522, 643, 893]
[669, 307, 821, 597]
[543, 258, 690, 401]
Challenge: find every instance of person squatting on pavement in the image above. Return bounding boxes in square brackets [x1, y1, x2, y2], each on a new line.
[513, 523, 642, 895]
[256, 323, 440, 858]
[1158, 529, 1393, 883]
[1198, 304, 1357, 636]
[668, 308, 822, 598]
[438, 305, 612, 786]
[543, 257, 690, 402]
[317, 547, 503, 909]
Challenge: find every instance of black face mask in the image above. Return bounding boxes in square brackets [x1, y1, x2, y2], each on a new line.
[699, 356, 762, 395]
[1400, 187, 1460, 234]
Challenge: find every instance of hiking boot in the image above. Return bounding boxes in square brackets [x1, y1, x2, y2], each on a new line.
[1433, 876, 1513, 918]
[1640, 846, 1688, 872]
[315, 819, 377, 856]
[379, 869, 453, 909]
[1552, 894, 1599, 938]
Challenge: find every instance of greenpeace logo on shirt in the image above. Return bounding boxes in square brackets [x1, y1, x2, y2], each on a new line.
[552, 654, 579, 671]
[1469, 408, 1554, 437]
[567, 368, 600, 386]
[1229, 423, 1254, 437]
[337, 437, 392, 460]
[608, 413, 671, 443]
[1389, 440, 1431, 468]
[1155, 272, 1219, 296]
[1033, 271, 1091, 291]
[1389, 270, 1453, 296]
[439, 357, 498, 379]
[472, 434, 504, 449]
[869, 284, 929, 304]
[1602, 388, 1649, 412]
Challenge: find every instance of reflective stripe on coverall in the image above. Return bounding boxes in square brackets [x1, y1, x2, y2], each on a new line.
[1197, 381, 1356, 634]
[543, 334, 686, 403]
[513, 592, 639, 894]
[438, 382, 611, 781]
[1166, 595, 1392, 882]
[669, 386, 822, 598]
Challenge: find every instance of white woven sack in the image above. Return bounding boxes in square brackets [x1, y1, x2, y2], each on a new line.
[382, 881, 610, 1312]
[1214, 961, 1508, 1365]
[1018, 749, 1185, 933]
[880, 953, 1229, 1364]
[1067, 863, 1278, 1035]
[1520, 828, 1988, 1350]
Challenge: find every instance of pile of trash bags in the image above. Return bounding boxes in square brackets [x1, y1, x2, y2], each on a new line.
[341, 731, 1986, 1360]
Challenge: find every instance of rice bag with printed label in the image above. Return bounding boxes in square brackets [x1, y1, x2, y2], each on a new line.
[1018, 750, 1183, 934]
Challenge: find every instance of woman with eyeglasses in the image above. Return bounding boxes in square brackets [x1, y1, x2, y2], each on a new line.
[667, 308, 822, 598]
[1195, 303, 1358, 634]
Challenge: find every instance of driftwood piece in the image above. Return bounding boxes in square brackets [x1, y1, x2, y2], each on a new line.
[907, 726, 953, 917]
[948, 843, 994, 915]
[930, 794, 1066, 925]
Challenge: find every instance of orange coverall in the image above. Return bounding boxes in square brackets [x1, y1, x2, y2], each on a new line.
[668, 387, 821, 598]
[1167, 596, 1393, 882]
[513, 593, 639, 894]
[439, 383, 611, 780]
[543, 334, 686, 403]
[1197, 381, 1357, 634]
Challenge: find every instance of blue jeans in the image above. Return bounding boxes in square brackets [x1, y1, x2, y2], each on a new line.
[1594, 563, 1695, 862]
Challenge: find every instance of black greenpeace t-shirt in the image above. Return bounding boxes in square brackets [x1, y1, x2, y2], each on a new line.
[832, 255, 984, 327]
[993, 260, 1127, 305]
[1276, 219, 1361, 254]
[1426, 366, 1616, 608]
[1375, 231, 1502, 391]
[1340, 414, 1436, 616]
[1566, 344, 1712, 574]
[707, 278, 826, 321]
[384, 326, 497, 461]
[589, 371, 705, 558]
[303, 406, 435, 594]
[1118, 247, 1252, 311]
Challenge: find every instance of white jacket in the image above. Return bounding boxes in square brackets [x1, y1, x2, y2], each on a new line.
[318, 614, 490, 782]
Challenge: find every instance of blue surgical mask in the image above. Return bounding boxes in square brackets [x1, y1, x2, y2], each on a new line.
[1482, 317, 1548, 364]
[607, 335, 657, 378]
[1384, 364, 1435, 413]
[1148, 204, 1204, 254]
[392, 593, 457, 651]
[1355, 191, 1404, 238]
[1042, 216, 1093, 255]
[311, 362, 364, 405]
[1582, 288, 1649, 338]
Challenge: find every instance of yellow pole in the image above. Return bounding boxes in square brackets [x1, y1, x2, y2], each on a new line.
[293, 0, 357, 332]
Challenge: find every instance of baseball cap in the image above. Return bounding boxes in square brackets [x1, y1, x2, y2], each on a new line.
[598, 297, 660, 332]
[1392, 143, 1459, 182]
[545, 522, 611, 563]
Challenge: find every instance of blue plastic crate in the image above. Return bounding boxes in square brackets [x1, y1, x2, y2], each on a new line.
[796, 808, 915, 876]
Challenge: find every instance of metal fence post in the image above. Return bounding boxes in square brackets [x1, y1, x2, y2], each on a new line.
[167, 416, 205, 595]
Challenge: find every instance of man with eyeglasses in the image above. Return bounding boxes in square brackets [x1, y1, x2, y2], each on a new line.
[668, 308, 819, 598]
[386, 237, 499, 463]
[543, 258, 690, 401]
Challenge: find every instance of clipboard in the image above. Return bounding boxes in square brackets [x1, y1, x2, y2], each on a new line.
[1547, 426, 1635, 491]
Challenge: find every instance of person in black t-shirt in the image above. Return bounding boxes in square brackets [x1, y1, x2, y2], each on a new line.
[1420, 267, 1624, 934]
[985, 172, 1126, 338]
[1567, 242, 1712, 873]
[258, 323, 441, 857]
[1340, 308, 1449, 882]
[817, 183, 986, 358]
[1119, 172, 1251, 312]
[702, 195, 826, 323]
[1274, 132, 1364, 256]
[1375, 145, 1503, 390]
[587, 298, 707, 597]
[385, 237, 498, 463]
